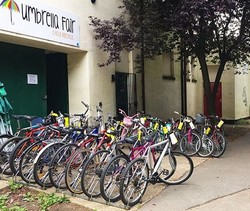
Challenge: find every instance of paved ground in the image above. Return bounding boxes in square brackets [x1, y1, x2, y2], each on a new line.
[0, 124, 249, 211]
[138, 124, 250, 211]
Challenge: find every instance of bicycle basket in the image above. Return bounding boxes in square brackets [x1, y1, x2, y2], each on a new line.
[195, 113, 205, 124]
[123, 116, 133, 127]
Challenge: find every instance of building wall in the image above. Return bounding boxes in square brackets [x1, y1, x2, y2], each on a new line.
[51, 0, 125, 118]
[187, 61, 250, 121]
[0, 0, 127, 119]
[144, 54, 182, 120]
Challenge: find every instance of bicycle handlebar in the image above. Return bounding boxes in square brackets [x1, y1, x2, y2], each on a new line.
[118, 108, 140, 119]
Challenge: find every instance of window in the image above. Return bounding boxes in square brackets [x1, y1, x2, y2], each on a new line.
[162, 51, 175, 80]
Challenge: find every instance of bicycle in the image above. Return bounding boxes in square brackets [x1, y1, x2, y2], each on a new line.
[79, 111, 149, 199]
[195, 114, 215, 157]
[0, 114, 48, 175]
[197, 114, 226, 158]
[119, 130, 194, 208]
[174, 111, 201, 156]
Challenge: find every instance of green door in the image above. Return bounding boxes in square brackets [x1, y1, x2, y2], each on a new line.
[0, 42, 47, 131]
[115, 72, 137, 120]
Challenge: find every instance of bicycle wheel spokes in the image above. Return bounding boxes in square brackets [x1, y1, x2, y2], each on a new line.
[211, 132, 226, 158]
[0, 137, 21, 175]
[49, 144, 79, 189]
[180, 132, 201, 156]
[19, 141, 44, 183]
[158, 151, 194, 185]
[81, 150, 111, 198]
[9, 137, 33, 175]
[65, 149, 90, 194]
[120, 158, 149, 207]
[198, 137, 214, 157]
[33, 143, 64, 188]
[100, 155, 129, 203]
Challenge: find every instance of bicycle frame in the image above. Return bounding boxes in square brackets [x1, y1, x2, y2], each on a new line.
[143, 135, 173, 177]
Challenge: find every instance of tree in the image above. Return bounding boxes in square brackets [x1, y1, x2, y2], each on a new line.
[89, 0, 250, 115]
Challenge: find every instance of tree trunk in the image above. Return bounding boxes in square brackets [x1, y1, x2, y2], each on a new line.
[197, 53, 216, 115]
[212, 60, 227, 103]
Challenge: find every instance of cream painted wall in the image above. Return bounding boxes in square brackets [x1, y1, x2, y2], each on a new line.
[188, 61, 250, 121]
[221, 66, 235, 119]
[144, 55, 182, 120]
[234, 65, 250, 119]
[41, 0, 125, 118]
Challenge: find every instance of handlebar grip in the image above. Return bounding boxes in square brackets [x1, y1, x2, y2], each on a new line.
[81, 101, 89, 108]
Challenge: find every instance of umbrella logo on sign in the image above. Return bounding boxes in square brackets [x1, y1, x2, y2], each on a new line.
[0, 0, 20, 25]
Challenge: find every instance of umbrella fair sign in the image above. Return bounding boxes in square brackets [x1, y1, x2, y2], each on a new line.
[0, 0, 80, 47]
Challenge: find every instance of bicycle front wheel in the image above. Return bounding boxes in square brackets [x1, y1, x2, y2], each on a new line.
[156, 151, 194, 185]
[198, 137, 214, 157]
[49, 143, 80, 189]
[9, 137, 33, 175]
[33, 142, 65, 188]
[0, 136, 22, 175]
[119, 158, 149, 208]
[179, 131, 201, 156]
[211, 131, 226, 158]
[19, 140, 44, 184]
[100, 154, 129, 203]
[81, 150, 111, 198]
[65, 148, 91, 194]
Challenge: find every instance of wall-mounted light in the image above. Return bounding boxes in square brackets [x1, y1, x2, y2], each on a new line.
[111, 74, 116, 82]
[91, 0, 96, 3]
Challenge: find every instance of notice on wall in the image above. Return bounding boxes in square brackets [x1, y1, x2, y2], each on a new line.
[27, 74, 38, 85]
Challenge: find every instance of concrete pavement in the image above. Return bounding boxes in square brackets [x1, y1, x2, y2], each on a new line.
[138, 129, 250, 211]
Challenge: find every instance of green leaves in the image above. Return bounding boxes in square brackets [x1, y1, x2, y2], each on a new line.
[37, 192, 69, 211]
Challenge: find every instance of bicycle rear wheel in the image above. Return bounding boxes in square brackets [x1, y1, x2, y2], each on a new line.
[119, 158, 149, 208]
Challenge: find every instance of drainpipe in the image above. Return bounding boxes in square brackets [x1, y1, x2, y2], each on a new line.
[181, 37, 187, 116]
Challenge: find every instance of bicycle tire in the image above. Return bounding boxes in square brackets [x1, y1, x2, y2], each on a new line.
[81, 150, 111, 198]
[100, 154, 130, 203]
[19, 140, 45, 183]
[33, 142, 65, 188]
[9, 137, 33, 175]
[49, 143, 80, 189]
[157, 151, 194, 185]
[179, 131, 201, 156]
[0, 136, 23, 175]
[119, 157, 149, 208]
[211, 131, 227, 158]
[64, 148, 91, 194]
[197, 136, 214, 157]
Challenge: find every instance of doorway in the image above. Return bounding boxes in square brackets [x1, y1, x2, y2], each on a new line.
[204, 82, 222, 117]
[115, 72, 137, 120]
[46, 53, 69, 114]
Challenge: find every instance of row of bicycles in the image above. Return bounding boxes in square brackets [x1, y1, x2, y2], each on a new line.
[0, 102, 226, 208]
[173, 111, 226, 158]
